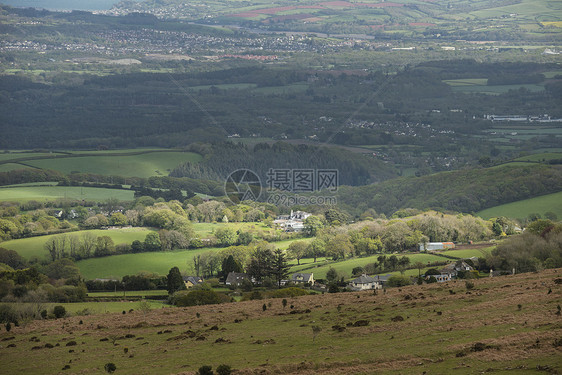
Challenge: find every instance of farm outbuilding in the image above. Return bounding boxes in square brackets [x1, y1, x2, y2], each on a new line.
[419, 242, 455, 251]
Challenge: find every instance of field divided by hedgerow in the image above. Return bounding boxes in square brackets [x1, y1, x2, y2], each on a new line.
[1, 228, 155, 260]
[16, 151, 201, 178]
[289, 252, 447, 279]
[76, 237, 311, 280]
[76, 247, 219, 280]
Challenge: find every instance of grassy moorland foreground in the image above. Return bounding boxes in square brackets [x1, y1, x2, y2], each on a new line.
[1, 269, 561, 374]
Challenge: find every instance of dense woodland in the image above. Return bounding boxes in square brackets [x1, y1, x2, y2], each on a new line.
[171, 142, 396, 185]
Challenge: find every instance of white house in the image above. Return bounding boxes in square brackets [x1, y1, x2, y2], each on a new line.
[274, 210, 311, 232]
[434, 273, 452, 282]
[349, 274, 382, 291]
[434, 260, 474, 281]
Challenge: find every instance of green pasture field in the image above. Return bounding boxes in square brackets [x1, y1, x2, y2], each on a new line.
[287, 256, 328, 267]
[0, 152, 66, 162]
[0, 185, 134, 203]
[189, 83, 258, 91]
[477, 191, 562, 220]
[77, 247, 221, 280]
[138, 68, 176, 73]
[0, 181, 59, 187]
[494, 144, 518, 150]
[1, 228, 155, 260]
[442, 78, 488, 86]
[481, 137, 515, 143]
[513, 152, 562, 162]
[450, 83, 545, 95]
[494, 129, 562, 135]
[543, 70, 562, 78]
[289, 252, 447, 279]
[87, 290, 168, 298]
[485, 135, 562, 149]
[65, 148, 170, 155]
[3, 68, 123, 76]
[491, 161, 537, 168]
[358, 144, 423, 151]
[440, 247, 495, 259]
[469, 0, 558, 20]
[77, 235, 311, 280]
[510, 134, 550, 141]
[252, 83, 309, 95]
[534, 147, 562, 153]
[0, 163, 34, 172]
[23, 151, 201, 178]
[192, 222, 275, 237]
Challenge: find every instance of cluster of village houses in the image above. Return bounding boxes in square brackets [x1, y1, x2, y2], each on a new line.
[183, 259, 478, 291]
[182, 225, 487, 290]
[272, 210, 311, 232]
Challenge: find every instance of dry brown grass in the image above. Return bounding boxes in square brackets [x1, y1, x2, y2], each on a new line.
[1, 269, 561, 374]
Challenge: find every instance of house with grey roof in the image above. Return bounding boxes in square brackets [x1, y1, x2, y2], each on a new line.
[182, 276, 204, 288]
[291, 273, 314, 285]
[349, 274, 382, 291]
[225, 272, 250, 286]
[432, 260, 474, 282]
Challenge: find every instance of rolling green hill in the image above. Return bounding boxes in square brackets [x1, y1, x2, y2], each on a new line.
[0, 150, 202, 179]
[334, 164, 562, 217]
[24, 152, 202, 178]
[477, 191, 562, 220]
